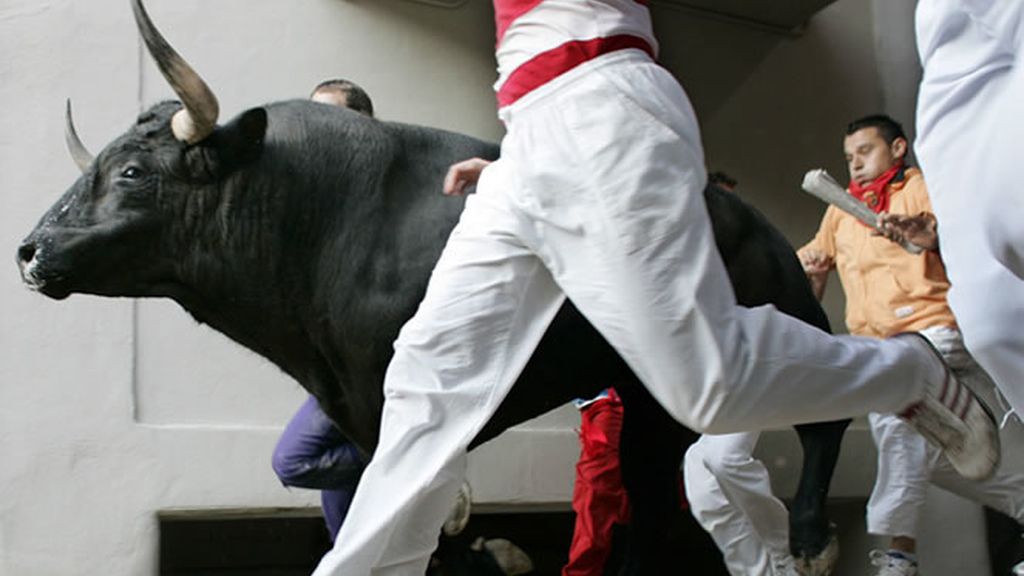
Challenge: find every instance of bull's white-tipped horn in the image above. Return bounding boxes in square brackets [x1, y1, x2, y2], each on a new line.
[65, 99, 94, 173]
[130, 0, 219, 144]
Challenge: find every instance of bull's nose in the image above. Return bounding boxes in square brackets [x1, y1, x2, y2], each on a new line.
[17, 242, 37, 267]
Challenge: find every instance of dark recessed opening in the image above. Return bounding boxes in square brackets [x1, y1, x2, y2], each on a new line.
[160, 509, 330, 576]
[158, 508, 727, 575]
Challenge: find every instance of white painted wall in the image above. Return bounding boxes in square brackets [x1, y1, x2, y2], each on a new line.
[0, 0, 1002, 574]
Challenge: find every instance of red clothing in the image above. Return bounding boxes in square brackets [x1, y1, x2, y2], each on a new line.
[492, 0, 656, 107]
[563, 390, 629, 576]
[848, 160, 904, 214]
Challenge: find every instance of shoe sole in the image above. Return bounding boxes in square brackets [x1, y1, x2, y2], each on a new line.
[897, 332, 1001, 481]
[907, 374, 1001, 481]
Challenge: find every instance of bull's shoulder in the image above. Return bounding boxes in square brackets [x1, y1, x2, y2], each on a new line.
[381, 121, 500, 164]
[263, 100, 392, 147]
[704, 184, 776, 254]
[260, 100, 499, 167]
[704, 184, 829, 330]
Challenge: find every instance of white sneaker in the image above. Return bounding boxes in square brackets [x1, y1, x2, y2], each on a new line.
[442, 481, 472, 536]
[771, 553, 802, 576]
[794, 529, 839, 576]
[1013, 559, 1024, 576]
[895, 332, 1000, 481]
[869, 550, 919, 576]
[472, 537, 535, 576]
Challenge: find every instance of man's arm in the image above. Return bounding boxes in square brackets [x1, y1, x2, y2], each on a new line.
[443, 157, 493, 196]
[798, 248, 833, 302]
[876, 211, 939, 252]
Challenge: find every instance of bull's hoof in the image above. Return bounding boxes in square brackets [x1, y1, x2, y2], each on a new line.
[794, 527, 839, 576]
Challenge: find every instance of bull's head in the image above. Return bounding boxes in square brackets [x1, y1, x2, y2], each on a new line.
[17, 0, 267, 299]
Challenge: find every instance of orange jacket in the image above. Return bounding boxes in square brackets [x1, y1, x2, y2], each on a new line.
[798, 168, 957, 338]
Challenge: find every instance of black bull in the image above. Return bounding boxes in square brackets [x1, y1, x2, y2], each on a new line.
[18, 99, 847, 572]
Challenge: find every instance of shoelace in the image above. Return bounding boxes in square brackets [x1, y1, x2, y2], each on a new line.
[869, 550, 917, 575]
[869, 550, 889, 567]
[993, 386, 1020, 430]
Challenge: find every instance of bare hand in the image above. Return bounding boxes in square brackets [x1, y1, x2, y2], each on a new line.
[443, 157, 493, 196]
[876, 212, 938, 251]
[799, 249, 833, 275]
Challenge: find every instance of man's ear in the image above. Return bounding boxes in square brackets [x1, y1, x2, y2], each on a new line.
[891, 136, 909, 161]
[208, 107, 268, 168]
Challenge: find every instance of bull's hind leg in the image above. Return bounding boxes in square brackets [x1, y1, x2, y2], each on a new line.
[789, 419, 850, 576]
[615, 383, 702, 575]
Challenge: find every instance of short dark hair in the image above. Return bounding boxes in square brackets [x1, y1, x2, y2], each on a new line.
[708, 170, 738, 190]
[845, 114, 906, 145]
[311, 78, 375, 117]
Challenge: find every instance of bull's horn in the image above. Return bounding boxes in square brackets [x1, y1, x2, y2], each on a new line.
[65, 99, 94, 173]
[130, 0, 219, 144]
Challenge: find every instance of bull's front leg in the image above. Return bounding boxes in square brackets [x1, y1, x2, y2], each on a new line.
[790, 419, 850, 576]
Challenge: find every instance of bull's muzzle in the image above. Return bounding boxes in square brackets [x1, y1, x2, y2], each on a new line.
[16, 240, 42, 289]
[15, 238, 69, 299]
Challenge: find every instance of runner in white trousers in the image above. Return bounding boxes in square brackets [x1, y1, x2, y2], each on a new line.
[914, 0, 1024, 418]
[683, 431, 797, 576]
[863, 334, 1024, 575]
[684, 327, 1024, 576]
[312, 2, 998, 574]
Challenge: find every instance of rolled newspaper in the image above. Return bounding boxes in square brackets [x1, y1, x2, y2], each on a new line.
[801, 169, 923, 254]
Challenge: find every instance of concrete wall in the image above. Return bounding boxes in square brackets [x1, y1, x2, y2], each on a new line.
[0, 0, 998, 574]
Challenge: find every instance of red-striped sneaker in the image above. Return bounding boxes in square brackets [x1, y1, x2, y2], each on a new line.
[896, 332, 1000, 481]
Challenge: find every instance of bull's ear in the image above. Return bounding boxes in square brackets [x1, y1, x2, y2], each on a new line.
[210, 107, 267, 168]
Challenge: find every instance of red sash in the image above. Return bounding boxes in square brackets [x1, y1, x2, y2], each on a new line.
[849, 161, 904, 214]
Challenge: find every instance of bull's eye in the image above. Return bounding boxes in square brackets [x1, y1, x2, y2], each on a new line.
[120, 166, 143, 180]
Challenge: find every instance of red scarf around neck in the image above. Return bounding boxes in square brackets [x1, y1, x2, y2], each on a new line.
[849, 161, 904, 214]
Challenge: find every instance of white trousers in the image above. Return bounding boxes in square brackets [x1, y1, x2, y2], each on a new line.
[915, 0, 1024, 416]
[867, 327, 1024, 538]
[684, 431, 789, 576]
[683, 328, 1024, 571]
[313, 50, 939, 576]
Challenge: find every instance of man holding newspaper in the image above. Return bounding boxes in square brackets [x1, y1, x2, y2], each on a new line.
[686, 114, 1024, 576]
[800, 114, 1024, 576]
